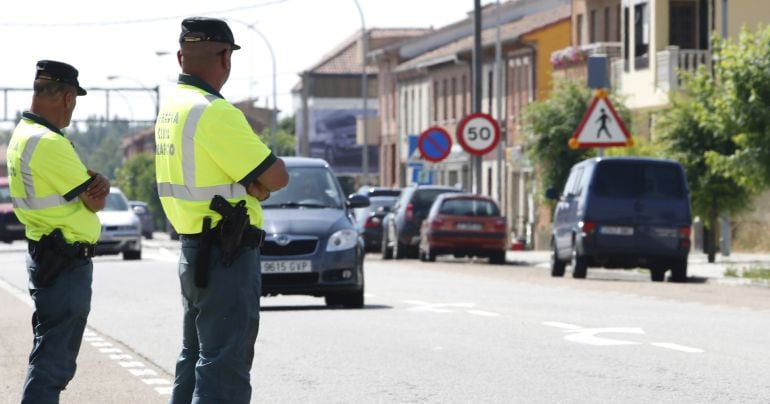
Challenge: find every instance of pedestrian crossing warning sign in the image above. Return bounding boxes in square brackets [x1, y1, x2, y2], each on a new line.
[569, 89, 632, 149]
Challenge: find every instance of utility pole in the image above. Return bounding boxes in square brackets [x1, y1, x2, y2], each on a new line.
[472, 0, 483, 194]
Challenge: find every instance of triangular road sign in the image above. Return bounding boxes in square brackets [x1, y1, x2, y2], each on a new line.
[569, 90, 632, 149]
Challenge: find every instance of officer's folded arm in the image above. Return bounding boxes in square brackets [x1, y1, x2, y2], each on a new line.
[255, 157, 288, 192]
[74, 175, 108, 212]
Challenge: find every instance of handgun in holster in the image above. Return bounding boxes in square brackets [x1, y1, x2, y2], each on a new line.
[210, 195, 249, 267]
[30, 229, 70, 287]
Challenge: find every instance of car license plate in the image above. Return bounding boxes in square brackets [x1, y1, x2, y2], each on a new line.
[456, 222, 482, 231]
[600, 226, 634, 236]
[261, 260, 312, 273]
[6, 224, 24, 231]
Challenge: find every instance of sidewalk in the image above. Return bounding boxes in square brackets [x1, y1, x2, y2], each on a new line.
[506, 249, 770, 283]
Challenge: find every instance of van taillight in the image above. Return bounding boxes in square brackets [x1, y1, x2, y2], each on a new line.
[580, 221, 596, 234]
[679, 226, 691, 250]
[406, 203, 414, 221]
[364, 216, 381, 229]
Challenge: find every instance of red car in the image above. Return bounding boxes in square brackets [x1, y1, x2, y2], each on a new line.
[418, 193, 507, 264]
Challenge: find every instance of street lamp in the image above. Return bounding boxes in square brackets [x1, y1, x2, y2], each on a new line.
[353, 0, 369, 185]
[106, 75, 160, 119]
[226, 19, 278, 153]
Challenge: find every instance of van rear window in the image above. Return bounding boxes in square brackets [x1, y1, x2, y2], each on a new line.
[592, 162, 685, 200]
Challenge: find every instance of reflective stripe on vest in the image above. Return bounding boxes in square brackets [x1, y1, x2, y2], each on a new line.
[11, 132, 76, 210]
[156, 94, 247, 201]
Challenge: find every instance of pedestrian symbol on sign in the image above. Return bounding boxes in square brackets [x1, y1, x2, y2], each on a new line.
[569, 89, 632, 149]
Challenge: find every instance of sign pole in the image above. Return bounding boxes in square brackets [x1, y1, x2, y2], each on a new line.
[472, 0, 483, 195]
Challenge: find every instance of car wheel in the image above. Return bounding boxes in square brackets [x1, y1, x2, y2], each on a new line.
[670, 258, 688, 283]
[551, 242, 566, 277]
[650, 267, 666, 282]
[381, 231, 393, 260]
[490, 251, 505, 265]
[123, 249, 142, 260]
[144, 231, 153, 240]
[571, 247, 588, 279]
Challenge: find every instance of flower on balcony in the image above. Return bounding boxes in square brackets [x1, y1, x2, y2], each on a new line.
[550, 46, 590, 68]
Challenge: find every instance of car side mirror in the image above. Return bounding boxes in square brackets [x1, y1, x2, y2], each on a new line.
[133, 206, 147, 215]
[545, 187, 559, 201]
[347, 193, 370, 209]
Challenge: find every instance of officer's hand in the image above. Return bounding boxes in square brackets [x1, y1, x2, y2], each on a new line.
[86, 170, 110, 199]
[247, 181, 271, 201]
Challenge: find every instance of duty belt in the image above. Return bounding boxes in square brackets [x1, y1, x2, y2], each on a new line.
[27, 238, 96, 259]
[180, 226, 266, 249]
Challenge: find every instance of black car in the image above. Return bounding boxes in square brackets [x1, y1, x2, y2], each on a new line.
[382, 185, 463, 259]
[260, 157, 370, 308]
[354, 195, 399, 252]
[0, 177, 25, 243]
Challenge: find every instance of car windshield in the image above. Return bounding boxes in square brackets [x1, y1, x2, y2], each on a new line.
[439, 199, 500, 216]
[262, 167, 343, 209]
[0, 185, 10, 204]
[592, 162, 686, 200]
[354, 196, 397, 223]
[104, 192, 130, 211]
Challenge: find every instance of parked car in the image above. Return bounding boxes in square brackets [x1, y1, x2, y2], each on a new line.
[260, 157, 369, 308]
[418, 193, 507, 264]
[353, 195, 399, 252]
[356, 186, 401, 198]
[96, 188, 142, 260]
[0, 177, 25, 243]
[128, 200, 154, 239]
[382, 185, 463, 259]
[547, 157, 692, 282]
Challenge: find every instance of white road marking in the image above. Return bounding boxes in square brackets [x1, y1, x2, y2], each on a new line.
[544, 321, 705, 353]
[0, 275, 174, 396]
[563, 327, 644, 346]
[650, 342, 704, 353]
[403, 300, 475, 313]
[144, 249, 179, 263]
[467, 310, 501, 317]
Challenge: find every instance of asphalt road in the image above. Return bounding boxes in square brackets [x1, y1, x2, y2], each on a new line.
[1, 241, 769, 403]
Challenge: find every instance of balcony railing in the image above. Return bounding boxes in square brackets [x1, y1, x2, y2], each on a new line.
[656, 46, 711, 92]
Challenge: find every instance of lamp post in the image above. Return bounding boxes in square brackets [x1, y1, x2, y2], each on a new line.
[227, 19, 278, 153]
[106, 75, 160, 119]
[353, 0, 369, 186]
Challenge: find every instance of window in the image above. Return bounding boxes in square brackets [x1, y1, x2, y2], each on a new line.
[451, 77, 457, 119]
[433, 81, 439, 121]
[623, 6, 630, 71]
[670, 1, 697, 49]
[439, 198, 500, 217]
[634, 2, 650, 69]
[604, 7, 611, 42]
[442, 79, 448, 121]
[576, 14, 584, 45]
[462, 75, 468, 117]
[590, 9, 598, 43]
[592, 162, 685, 200]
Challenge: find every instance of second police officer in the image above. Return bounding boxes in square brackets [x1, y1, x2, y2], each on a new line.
[154, 17, 289, 403]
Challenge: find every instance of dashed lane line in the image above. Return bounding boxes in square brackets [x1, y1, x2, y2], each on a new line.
[0, 276, 173, 396]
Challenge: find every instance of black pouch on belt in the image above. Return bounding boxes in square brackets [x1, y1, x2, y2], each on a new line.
[29, 229, 71, 287]
[209, 195, 249, 267]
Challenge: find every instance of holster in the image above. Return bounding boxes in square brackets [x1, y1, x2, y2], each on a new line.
[29, 229, 95, 287]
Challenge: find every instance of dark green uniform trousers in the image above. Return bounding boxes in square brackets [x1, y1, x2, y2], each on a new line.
[22, 255, 92, 404]
[170, 238, 261, 404]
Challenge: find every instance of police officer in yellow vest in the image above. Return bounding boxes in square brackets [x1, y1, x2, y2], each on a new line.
[7, 60, 110, 404]
[156, 17, 288, 403]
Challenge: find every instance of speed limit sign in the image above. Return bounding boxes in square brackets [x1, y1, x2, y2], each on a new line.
[456, 112, 501, 156]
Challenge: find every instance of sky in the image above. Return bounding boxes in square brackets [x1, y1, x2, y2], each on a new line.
[0, 0, 496, 128]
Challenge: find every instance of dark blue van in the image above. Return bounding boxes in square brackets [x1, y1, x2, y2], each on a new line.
[547, 157, 692, 282]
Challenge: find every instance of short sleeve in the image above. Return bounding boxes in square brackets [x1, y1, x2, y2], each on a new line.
[34, 136, 91, 200]
[196, 102, 274, 184]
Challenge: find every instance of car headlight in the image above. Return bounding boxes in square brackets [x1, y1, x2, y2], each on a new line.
[326, 229, 357, 251]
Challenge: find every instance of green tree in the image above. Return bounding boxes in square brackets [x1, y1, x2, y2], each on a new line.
[656, 29, 770, 262]
[261, 116, 296, 156]
[115, 153, 164, 229]
[522, 80, 631, 207]
[68, 118, 148, 179]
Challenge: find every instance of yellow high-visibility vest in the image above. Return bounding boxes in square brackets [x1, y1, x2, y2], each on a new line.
[155, 74, 274, 234]
[7, 112, 101, 243]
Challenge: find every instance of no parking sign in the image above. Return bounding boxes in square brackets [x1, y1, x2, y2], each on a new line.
[418, 127, 452, 162]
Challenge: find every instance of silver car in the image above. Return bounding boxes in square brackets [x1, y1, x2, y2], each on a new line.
[96, 188, 142, 260]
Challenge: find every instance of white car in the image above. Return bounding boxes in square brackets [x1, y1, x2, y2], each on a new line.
[96, 187, 142, 260]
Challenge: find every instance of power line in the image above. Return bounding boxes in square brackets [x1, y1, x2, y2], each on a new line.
[0, 0, 291, 27]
